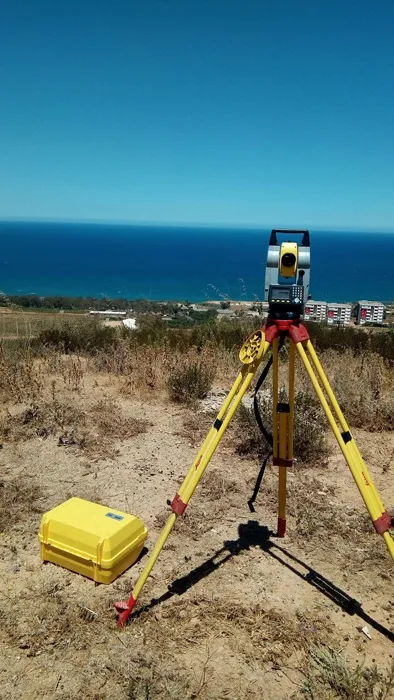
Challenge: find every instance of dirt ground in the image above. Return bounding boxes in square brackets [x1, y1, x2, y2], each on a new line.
[1, 367, 394, 700]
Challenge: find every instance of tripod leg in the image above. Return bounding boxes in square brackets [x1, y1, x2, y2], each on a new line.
[305, 340, 387, 520]
[288, 340, 295, 458]
[277, 411, 288, 536]
[272, 337, 279, 457]
[115, 333, 272, 627]
[295, 340, 394, 559]
[275, 340, 295, 537]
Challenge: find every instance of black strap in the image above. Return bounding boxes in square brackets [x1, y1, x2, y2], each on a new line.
[252, 355, 274, 448]
[252, 336, 284, 449]
[248, 454, 270, 512]
[248, 337, 285, 511]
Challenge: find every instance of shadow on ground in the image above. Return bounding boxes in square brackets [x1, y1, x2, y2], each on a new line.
[126, 520, 394, 643]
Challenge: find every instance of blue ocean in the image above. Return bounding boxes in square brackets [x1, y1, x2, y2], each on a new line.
[0, 221, 393, 303]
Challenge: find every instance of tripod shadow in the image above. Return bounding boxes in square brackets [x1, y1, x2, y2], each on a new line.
[133, 520, 394, 643]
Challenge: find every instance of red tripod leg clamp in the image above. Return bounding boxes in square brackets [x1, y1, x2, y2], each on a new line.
[289, 323, 310, 343]
[273, 457, 294, 467]
[263, 321, 279, 343]
[373, 511, 392, 535]
[114, 595, 137, 628]
[171, 494, 187, 516]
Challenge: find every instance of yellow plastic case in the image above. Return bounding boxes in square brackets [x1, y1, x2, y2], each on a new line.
[39, 497, 148, 584]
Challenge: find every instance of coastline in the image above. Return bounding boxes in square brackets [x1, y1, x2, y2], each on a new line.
[1, 293, 393, 308]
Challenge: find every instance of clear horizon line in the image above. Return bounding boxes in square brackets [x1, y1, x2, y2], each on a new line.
[1, 215, 394, 234]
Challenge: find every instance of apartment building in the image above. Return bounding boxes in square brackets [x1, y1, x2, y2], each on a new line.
[326, 303, 352, 326]
[303, 300, 327, 323]
[356, 300, 385, 326]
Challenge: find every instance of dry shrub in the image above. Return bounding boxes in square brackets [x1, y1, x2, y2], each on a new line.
[1, 400, 85, 443]
[301, 647, 394, 700]
[120, 344, 174, 393]
[60, 354, 85, 391]
[0, 476, 42, 533]
[94, 336, 234, 397]
[175, 408, 217, 446]
[93, 340, 175, 393]
[0, 345, 43, 403]
[234, 389, 329, 466]
[88, 398, 150, 441]
[34, 318, 116, 353]
[167, 355, 216, 404]
[310, 350, 394, 432]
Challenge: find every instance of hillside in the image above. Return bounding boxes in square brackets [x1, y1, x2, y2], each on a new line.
[0, 315, 394, 700]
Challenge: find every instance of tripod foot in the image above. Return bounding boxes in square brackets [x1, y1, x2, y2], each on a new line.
[277, 518, 286, 537]
[114, 595, 136, 628]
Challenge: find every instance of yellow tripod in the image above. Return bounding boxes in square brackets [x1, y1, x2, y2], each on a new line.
[115, 318, 394, 627]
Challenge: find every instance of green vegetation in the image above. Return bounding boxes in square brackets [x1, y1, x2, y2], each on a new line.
[161, 308, 218, 327]
[34, 318, 117, 353]
[306, 322, 394, 364]
[0, 293, 183, 314]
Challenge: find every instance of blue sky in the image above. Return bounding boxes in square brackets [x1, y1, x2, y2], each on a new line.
[1, 0, 394, 229]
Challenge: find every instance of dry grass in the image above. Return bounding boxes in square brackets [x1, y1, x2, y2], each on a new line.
[0, 346, 43, 403]
[197, 468, 242, 501]
[300, 646, 394, 699]
[89, 397, 150, 440]
[1, 320, 394, 700]
[167, 355, 216, 404]
[175, 409, 217, 446]
[92, 341, 224, 399]
[0, 310, 65, 338]
[0, 570, 336, 700]
[131, 596, 334, 667]
[0, 476, 42, 534]
[233, 389, 330, 466]
[288, 477, 371, 546]
[300, 350, 394, 432]
[154, 468, 243, 542]
[0, 578, 100, 658]
[93, 341, 174, 393]
[3, 320, 392, 434]
[1, 396, 149, 461]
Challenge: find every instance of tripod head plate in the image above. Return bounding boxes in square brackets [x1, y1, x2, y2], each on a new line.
[239, 329, 265, 364]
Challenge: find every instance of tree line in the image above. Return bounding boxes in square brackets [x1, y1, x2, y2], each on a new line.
[0, 294, 183, 314]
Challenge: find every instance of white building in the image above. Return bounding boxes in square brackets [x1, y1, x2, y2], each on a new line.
[356, 300, 385, 326]
[303, 301, 327, 323]
[122, 318, 138, 330]
[89, 310, 127, 319]
[327, 303, 352, 326]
